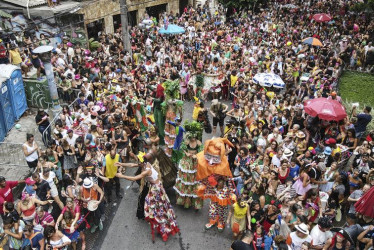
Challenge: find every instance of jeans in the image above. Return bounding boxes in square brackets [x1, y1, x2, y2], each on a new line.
[39, 125, 51, 147]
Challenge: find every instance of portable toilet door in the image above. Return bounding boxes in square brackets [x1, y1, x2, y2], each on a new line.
[0, 79, 15, 132]
[0, 107, 6, 142]
[0, 65, 28, 120]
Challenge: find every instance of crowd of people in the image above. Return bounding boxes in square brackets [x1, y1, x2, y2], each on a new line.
[0, 0, 374, 249]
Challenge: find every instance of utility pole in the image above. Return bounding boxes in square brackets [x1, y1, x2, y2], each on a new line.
[120, 0, 132, 57]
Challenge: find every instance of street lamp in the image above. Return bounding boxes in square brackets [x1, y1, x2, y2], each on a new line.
[32, 45, 61, 115]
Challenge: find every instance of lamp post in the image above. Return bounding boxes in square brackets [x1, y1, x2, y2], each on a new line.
[32, 45, 61, 116]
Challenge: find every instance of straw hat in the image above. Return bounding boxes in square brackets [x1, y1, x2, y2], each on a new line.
[296, 131, 305, 138]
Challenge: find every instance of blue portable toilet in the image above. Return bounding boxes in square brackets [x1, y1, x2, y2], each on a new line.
[0, 65, 28, 120]
[0, 107, 6, 142]
[0, 78, 15, 132]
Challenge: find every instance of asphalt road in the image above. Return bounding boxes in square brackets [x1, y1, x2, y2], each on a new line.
[99, 100, 234, 250]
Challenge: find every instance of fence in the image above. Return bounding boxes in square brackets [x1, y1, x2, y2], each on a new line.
[42, 97, 79, 146]
[0, 142, 28, 167]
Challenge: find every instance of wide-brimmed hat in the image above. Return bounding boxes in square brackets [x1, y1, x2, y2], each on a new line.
[295, 223, 309, 235]
[296, 131, 305, 138]
[83, 178, 93, 189]
[283, 148, 294, 157]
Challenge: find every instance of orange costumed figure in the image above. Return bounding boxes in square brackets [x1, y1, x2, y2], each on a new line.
[195, 138, 236, 232]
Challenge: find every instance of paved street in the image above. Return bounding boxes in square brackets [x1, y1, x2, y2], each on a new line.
[99, 100, 233, 250]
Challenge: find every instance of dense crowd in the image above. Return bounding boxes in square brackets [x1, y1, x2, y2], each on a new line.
[0, 0, 374, 249]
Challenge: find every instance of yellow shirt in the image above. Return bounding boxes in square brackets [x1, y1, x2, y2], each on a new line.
[233, 203, 248, 219]
[230, 75, 238, 87]
[105, 154, 120, 179]
[10, 50, 22, 65]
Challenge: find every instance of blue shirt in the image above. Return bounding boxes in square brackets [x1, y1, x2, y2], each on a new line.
[289, 165, 300, 179]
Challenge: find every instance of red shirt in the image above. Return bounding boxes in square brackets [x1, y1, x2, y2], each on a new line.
[0, 181, 18, 214]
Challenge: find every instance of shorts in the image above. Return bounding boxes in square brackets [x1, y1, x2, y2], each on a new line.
[27, 159, 38, 169]
[213, 117, 224, 127]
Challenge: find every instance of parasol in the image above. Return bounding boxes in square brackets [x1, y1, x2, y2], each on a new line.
[354, 185, 374, 218]
[159, 24, 185, 35]
[253, 73, 285, 88]
[304, 98, 346, 121]
[302, 37, 323, 47]
[312, 13, 332, 23]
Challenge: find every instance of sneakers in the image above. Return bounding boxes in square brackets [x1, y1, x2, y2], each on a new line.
[99, 219, 103, 231]
[217, 222, 225, 232]
[90, 225, 98, 233]
[204, 219, 217, 230]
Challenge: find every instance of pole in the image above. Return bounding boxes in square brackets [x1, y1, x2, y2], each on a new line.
[120, 0, 132, 58]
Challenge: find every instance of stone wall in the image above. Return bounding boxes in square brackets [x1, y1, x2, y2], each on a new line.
[78, 0, 180, 34]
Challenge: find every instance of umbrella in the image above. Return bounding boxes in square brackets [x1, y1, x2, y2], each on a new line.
[354, 186, 374, 218]
[304, 98, 347, 121]
[312, 13, 332, 23]
[253, 73, 285, 88]
[302, 37, 323, 47]
[159, 24, 185, 35]
[330, 228, 354, 243]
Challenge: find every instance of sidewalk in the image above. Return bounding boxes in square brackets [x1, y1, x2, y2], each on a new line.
[0, 108, 42, 181]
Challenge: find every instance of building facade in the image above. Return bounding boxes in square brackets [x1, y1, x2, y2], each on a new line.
[78, 0, 194, 36]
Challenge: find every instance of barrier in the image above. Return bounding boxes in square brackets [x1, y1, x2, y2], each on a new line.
[0, 142, 28, 166]
[42, 97, 79, 146]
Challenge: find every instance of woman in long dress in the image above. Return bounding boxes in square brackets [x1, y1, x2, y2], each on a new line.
[173, 134, 203, 210]
[116, 160, 179, 242]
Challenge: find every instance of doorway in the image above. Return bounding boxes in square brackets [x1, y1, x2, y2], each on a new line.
[113, 10, 138, 31]
[179, 0, 189, 15]
[86, 18, 104, 39]
[146, 3, 167, 21]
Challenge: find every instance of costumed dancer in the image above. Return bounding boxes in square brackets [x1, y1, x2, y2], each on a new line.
[173, 121, 204, 210]
[116, 153, 180, 242]
[195, 138, 236, 232]
[167, 117, 185, 163]
[163, 79, 183, 157]
[152, 84, 165, 145]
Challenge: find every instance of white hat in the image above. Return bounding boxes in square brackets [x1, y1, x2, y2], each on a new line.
[283, 148, 294, 158]
[83, 77, 88, 82]
[83, 178, 93, 189]
[295, 223, 309, 235]
[211, 99, 218, 105]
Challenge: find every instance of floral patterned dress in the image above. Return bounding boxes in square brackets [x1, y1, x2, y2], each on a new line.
[164, 104, 177, 157]
[173, 142, 204, 209]
[144, 165, 179, 242]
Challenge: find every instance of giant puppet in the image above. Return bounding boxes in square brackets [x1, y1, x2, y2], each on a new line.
[195, 137, 236, 232]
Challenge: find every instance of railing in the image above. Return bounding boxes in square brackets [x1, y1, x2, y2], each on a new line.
[0, 142, 28, 167]
[42, 97, 80, 146]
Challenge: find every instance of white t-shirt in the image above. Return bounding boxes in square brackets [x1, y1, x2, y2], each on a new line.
[290, 232, 312, 250]
[310, 225, 332, 248]
[65, 134, 78, 146]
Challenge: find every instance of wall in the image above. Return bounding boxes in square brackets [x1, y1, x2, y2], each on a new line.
[78, 0, 180, 34]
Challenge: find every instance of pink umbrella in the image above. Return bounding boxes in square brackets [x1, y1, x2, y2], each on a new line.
[312, 13, 332, 23]
[304, 98, 347, 121]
